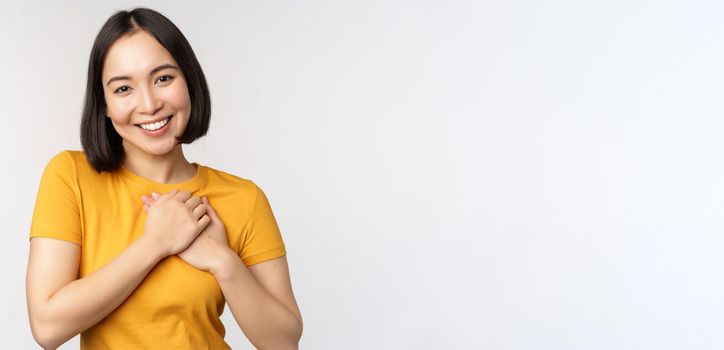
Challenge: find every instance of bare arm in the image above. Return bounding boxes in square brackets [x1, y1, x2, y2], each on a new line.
[212, 253, 303, 350]
[26, 190, 210, 349]
[26, 235, 165, 349]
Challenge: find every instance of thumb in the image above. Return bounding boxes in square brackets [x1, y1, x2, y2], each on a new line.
[202, 197, 220, 221]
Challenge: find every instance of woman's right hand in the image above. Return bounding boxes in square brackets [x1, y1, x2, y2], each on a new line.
[142, 190, 211, 257]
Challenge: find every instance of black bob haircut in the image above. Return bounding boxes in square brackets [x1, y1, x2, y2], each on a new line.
[80, 7, 211, 173]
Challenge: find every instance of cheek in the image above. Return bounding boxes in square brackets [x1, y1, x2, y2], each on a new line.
[164, 82, 191, 111]
[104, 94, 134, 123]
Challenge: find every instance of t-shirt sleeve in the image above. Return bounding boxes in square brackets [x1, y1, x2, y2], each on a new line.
[239, 183, 286, 266]
[29, 151, 82, 245]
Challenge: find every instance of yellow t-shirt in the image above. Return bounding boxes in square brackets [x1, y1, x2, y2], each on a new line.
[29, 150, 287, 349]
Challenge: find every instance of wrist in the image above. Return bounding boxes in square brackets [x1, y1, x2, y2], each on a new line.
[138, 232, 169, 261]
[210, 247, 240, 280]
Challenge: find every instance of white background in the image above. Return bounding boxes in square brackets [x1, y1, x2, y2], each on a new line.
[1, 0, 722, 349]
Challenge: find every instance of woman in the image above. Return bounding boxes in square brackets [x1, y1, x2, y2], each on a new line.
[26, 7, 302, 349]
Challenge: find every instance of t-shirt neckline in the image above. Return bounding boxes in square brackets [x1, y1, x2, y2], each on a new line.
[117, 162, 208, 192]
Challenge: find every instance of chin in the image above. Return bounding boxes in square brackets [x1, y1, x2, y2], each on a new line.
[146, 143, 178, 156]
[122, 137, 176, 157]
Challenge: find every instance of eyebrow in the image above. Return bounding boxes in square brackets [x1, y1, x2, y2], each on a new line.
[105, 63, 179, 86]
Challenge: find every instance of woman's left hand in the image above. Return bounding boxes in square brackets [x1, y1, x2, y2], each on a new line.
[142, 193, 232, 273]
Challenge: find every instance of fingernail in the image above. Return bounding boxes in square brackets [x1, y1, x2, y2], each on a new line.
[151, 192, 160, 199]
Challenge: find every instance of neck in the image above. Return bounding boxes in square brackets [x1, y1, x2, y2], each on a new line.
[121, 142, 197, 184]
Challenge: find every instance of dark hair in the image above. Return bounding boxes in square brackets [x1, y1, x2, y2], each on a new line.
[80, 7, 211, 172]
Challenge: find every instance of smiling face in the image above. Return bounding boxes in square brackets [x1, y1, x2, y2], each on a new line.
[102, 30, 191, 157]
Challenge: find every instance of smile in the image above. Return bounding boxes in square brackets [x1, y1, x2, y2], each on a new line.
[136, 115, 173, 136]
[137, 115, 172, 131]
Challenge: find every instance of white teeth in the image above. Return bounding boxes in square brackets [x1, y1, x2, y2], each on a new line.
[139, 117, 170, 131]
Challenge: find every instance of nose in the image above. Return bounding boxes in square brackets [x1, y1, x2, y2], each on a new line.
[137, 86, 163, 116]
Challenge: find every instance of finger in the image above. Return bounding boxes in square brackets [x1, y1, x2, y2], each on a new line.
[155, 190, 178, 203]
[197, 214, 211, 229]
[142, 195, 157, 206]
[202, 197, 220, 222]
[173, 190, 192, 202]
[192, 203, 208, 220]
[185, 196, 202, 210]
[143, 203, 149, 212]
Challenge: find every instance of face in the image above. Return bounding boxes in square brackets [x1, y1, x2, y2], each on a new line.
[102, 30, 191, 157]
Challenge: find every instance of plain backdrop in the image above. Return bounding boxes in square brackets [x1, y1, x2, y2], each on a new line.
[2, 0, 723, 349]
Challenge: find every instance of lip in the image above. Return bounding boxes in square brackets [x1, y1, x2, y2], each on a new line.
[136, 115, 173, 137]
[135, 114, 172, 126]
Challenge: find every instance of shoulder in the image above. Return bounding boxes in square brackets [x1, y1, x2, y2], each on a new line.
[41, 150, 107, 187]
[45, 149, 90, 167]
[201, 165, 266, 202]
[203, 165, 260, 191]
[42, 150, 78, 176]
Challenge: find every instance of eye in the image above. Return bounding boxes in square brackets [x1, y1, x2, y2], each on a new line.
[113, 86, 131, 94]
[155, 75, 175, 84]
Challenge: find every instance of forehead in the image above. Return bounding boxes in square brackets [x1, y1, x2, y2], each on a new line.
[102, 30, 178, 79]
